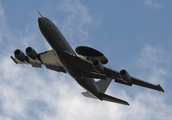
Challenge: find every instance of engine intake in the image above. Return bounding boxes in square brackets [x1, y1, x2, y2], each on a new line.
[93, 60, 104, 73]
[120, 69, 132, 83]
[26, 47, 37, 59]
[14, 49, 26, 62]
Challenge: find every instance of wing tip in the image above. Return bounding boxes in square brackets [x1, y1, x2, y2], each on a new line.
[158, 84, 165, 92]
[10, 56, 18, 64]
[125, 102, 130, 106]
[121, 101, 130, 106]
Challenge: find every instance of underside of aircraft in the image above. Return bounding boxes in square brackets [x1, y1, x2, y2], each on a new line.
[10, 15, 164, 106]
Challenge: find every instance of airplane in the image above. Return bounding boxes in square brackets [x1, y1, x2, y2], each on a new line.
[11, 14, 164, 106]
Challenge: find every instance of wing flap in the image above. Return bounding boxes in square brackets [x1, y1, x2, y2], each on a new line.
[39, 50, 62, 65]
[45, 64, 66, 73]
[31, 63, 42, 68]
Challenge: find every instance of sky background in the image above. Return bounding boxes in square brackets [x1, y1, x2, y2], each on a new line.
[0, 0, 172, 120]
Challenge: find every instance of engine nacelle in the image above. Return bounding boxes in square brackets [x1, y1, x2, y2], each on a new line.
[25, 47, 37, 59]
[120, 69, 132, 83]
[14, 49, 26, 62]
[93, 60, 104, 73]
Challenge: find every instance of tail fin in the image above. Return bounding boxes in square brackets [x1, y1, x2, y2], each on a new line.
[96, 77, 112, 93]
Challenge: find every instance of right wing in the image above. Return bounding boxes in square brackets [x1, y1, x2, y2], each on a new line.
[11, 49, 66, 73]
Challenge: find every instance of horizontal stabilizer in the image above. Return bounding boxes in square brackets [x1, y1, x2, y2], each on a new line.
[100, 93, 129, 106]
[82, 92, 129, 105]
[82, 92, 97, 99]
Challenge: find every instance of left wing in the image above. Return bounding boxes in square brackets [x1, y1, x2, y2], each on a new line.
[115, 77, 164, 92]
[132, 77, 164, 92]
[11, 48, 66, 73]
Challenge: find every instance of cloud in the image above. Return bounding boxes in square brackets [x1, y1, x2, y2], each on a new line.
[0, 4, 4, 17]
[56, 0, 95, 47]
[144, 0, 164, 9]
[128, 44, 172, 119]
[134, 45, 169, 84]
[0, 3, 7, 45]
[60, 0, 92, 35]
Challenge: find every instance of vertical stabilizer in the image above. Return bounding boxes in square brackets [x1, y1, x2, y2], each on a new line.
[96, 77, 112, 93]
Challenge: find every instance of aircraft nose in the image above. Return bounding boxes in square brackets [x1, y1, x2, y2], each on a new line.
[38, 17, 49, 31]
[38, 17, 48, 34]
[38, 17, 50, 27]
[38, 17, 45, 26]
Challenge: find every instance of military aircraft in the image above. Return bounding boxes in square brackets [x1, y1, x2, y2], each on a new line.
[11, 14, 164, 106]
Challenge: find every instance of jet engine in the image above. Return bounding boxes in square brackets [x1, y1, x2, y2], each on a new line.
[14, 49, 26, 62]
[120, 69, 132, 83]
[25, 47, 37, 59]
[93, 60, 104, 73]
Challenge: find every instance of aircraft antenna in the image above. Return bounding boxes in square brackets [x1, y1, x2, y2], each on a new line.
[38, 12, 43, 17]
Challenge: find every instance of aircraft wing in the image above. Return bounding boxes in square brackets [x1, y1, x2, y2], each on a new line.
[131, 77, 164, 92]
[11, 49, 66, 73]
[63, 52, 164, 92]
[115, 77, 164, 92]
